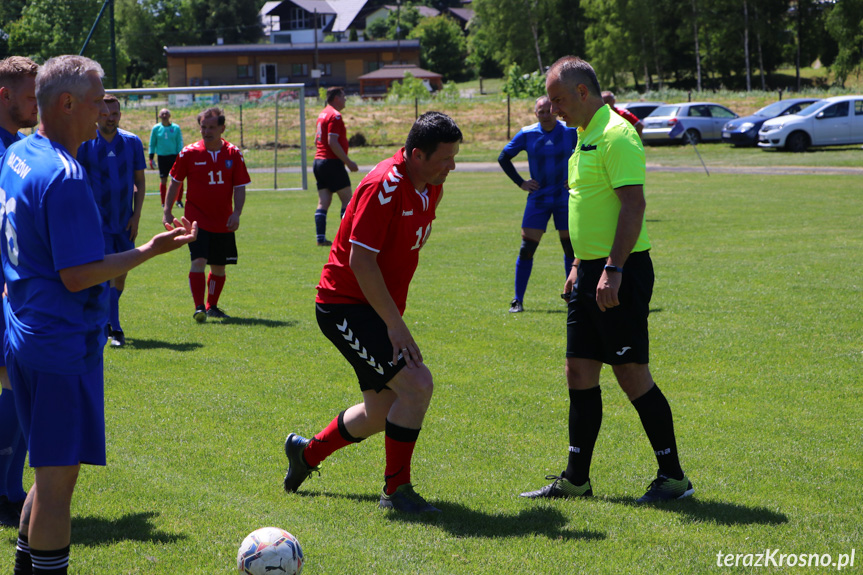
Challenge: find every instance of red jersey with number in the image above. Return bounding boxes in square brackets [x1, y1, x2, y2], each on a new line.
[315, 105, 348, 160]
[613, 106, 640, 127]
[316, 148, 442, 315]
[170, 139, 251, 233]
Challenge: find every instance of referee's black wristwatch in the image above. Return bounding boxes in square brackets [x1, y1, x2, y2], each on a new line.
[604, 264, 623, 274]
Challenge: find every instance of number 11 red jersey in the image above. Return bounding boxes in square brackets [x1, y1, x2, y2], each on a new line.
[170, 139, 251, 233]
[316, 148, 442, 315]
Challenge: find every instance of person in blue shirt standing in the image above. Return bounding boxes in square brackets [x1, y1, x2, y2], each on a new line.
[0, 55, 38, 531]
[498, 96, 578, 313]
[77, 94, 146, 347]
[0, 55, 196, 575]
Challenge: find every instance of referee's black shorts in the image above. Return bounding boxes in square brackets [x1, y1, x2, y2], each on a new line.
[566, 250, 654, 365]
[313, 158, 351, 192]
[316, 303, 407, 392]
[157, 154, 178, 179]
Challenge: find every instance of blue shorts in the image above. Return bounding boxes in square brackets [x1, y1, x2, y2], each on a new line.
[104, 231, 135, 255]
[6, 352, 106, 467]
[522, 195, 568, 232]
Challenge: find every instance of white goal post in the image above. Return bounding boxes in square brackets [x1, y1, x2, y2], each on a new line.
[107, 83, 308, 191]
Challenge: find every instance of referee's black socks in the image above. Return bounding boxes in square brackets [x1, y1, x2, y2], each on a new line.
[631, 384, 684, 481]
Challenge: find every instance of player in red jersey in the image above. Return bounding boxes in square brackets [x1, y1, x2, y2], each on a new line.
[602, 91, 644, 138]
[313, 86, 358, 246]
[283, 112, 462, 514]
[163, 107, 250, 322]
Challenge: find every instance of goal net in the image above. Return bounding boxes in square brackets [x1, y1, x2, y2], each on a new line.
[107, 83, 308, 191]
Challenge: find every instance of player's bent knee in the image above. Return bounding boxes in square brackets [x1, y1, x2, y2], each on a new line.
[392, 366, 434, 407]
[519, 238, 540, 260]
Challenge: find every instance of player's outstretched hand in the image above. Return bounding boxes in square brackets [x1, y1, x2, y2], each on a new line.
[149, 217, 198, 255]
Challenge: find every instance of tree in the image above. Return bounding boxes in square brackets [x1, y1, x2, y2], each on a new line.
[6, 0, 124, 86]
[409, 15, 467, 81]
[178, 0, 262, 46]
[0, 0, 28, 58]
[825, 0, 863, 86]
[366, 3, 422, 40]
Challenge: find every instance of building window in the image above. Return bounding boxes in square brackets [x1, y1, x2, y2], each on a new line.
[237, 65, 254, 78]
[292, 63, 309, 77]
[364, 61, 381, 74]
[289, 7, 307, 30]
[318, 63, 332, 76]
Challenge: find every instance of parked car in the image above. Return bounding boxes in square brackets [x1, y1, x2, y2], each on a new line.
[616, 101, 665, 120]
[642, 102, 739, 144]
[721, 98, 820, 147]
[758, 95, 863, 152]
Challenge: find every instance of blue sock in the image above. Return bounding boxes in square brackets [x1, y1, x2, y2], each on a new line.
[314, 209, 327, 242]
[514, 256, 533, 303]
[0, 388, 26, 501]
[109, 287, 122, 333]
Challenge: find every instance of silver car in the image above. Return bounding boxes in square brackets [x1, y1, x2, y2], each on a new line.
[642, 102, 739, 144]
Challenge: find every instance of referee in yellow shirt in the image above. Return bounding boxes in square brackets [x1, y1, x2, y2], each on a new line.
[520, 56, 693, 503]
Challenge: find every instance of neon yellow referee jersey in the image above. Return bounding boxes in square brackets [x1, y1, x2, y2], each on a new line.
[567, 105, 650, 260]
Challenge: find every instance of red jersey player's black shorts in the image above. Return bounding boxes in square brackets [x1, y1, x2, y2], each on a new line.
[188, 228, 238, 266]
[316, 303, 407, 392]
[313, 158, 351, 192]
[566, 250, 653, 365]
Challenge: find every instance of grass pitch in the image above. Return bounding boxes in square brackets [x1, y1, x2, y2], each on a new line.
[0, 168, 861, 574]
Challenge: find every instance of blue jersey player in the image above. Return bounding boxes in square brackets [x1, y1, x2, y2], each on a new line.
[498, 96, 578, 313]
[0, 55, 38, 531]
[0, 55, 196, 575]
[77, 94, 146, 347]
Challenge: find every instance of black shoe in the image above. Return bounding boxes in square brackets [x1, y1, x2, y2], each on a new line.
[317, 239, 332, 247]
[176, 200, 183, 208]
[193, 305, 207, 323]
[509, 298, 524, 313]
[206, 306, 229, 319]
[379, 483, 441, 513]
[519, 474, 593, 499]
[110, 330, 125, 347]
[0, 496, 21, 528]
[283, 433, 319, 492]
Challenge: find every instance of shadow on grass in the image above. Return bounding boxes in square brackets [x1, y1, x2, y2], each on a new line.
[293, 491, 603, 540]
[122, 339, 203, 352]
[209, 317, 299, 328]
[605, 496, 788, 526]
[72, 511, 188, 546]
[390, 502, 606, 541]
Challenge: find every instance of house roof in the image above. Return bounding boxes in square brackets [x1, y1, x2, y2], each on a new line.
[447, 7, 474, 23]
[164, 40, 420, 58]
[261, 0, 369, 33]
[358, 64, 441, 81]
[380, 4, 440, 18]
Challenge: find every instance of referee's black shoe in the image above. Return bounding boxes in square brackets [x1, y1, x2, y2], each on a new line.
[509, 298, 524, 313]
[110, 330, 126, 347]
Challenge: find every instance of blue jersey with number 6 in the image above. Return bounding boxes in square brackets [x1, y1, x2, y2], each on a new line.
[0, 133, 108, 375]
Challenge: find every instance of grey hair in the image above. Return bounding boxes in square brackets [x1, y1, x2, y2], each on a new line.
[36, 55, 104, 114]
[548, 56, 602, 98]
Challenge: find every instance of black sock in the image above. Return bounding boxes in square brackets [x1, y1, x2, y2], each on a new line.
[14, 533, 32, 575]
[30, 546, 69, 574]
[564, 386, 603, 485]
[631, 384, 684, 480]
[314, 209, 327, 241]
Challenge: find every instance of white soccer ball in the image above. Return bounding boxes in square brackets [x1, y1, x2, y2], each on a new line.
[237, 527, 304, 575]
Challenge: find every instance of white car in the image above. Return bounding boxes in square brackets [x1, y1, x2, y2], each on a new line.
[758, 95, 863, 152]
